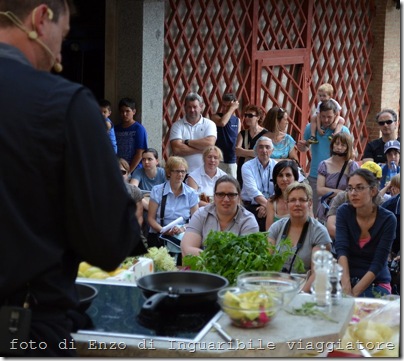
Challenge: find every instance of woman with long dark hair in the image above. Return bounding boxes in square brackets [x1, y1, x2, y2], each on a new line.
[265, 160, 299, 230]
[262, 106, 299, 162]
[335, 169, 396, 297]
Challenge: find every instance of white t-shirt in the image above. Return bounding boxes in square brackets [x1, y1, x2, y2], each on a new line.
[169, 116, 217, 172]
[187, 165, 227, 198]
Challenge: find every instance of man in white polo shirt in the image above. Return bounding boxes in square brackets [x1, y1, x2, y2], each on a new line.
[170, 93, 217, 173]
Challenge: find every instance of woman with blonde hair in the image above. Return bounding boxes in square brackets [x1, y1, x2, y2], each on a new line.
[268, 182, 332, 292]
[187, 145, 227, 206]
[147, 156, 199, 249]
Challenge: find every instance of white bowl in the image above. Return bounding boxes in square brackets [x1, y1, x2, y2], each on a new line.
[237, 271, 305, 305]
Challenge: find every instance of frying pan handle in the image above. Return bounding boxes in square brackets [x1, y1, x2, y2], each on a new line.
[142, 292, 179, 312]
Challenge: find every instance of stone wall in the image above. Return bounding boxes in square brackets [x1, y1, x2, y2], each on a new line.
[367, 0, 400, 141]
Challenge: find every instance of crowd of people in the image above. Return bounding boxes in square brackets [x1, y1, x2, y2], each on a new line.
[101, 88, 400, 302]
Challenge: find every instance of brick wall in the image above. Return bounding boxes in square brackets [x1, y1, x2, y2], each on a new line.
[367, 0, 400, 141]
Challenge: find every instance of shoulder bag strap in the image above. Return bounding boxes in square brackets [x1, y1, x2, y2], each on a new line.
[335, 161, 349, 189]
[284, 218, 310, 273]
[159, 182, 168, 226]
[244, 130, 250, 149]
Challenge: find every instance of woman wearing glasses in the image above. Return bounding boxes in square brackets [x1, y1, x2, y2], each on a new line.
[267, 182, 332, 292]
[235, 104, 267, 187]
[335, 169, 396, 298]
[147, 156, 199, 248]
[181, 175, 259, 256]
[262, 106, 299, 163]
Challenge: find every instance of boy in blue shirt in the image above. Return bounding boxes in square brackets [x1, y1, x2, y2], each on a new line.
[99, 99, 117, 153]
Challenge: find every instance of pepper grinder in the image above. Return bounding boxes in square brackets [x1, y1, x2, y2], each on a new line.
[311, 245, 333, 307]
[330, 259, 343, 305]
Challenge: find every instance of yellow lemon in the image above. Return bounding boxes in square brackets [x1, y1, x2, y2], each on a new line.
[79, 262, 92, 273]
[109, 268, 125, 277]
[84, 266, 103, 278]
[90, 271, 109, 279]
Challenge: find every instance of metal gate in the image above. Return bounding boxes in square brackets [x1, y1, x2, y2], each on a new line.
[163, 0, 374, 167]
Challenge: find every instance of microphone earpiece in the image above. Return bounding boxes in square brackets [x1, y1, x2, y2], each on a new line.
[47, 8, 54, 20]
[28, 30, 38, 40]
[0, 9, 62, 73]
[53, 62, 63, 73]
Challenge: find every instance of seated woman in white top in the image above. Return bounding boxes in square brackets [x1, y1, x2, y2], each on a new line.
[181, 175, 259, 256]
[186, 145, 227, 206]
[147, 156, 199, 249]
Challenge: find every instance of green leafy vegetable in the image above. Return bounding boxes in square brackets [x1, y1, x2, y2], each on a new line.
[141, 247, 177, 272]
[285, 301, 338, 323]
[183, 231, 305, 284]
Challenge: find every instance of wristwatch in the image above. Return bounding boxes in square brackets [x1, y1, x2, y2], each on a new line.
[184, 139, 190, 146]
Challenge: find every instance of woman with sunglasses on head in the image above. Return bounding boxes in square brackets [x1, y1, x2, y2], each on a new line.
[267, 182, 332, 292]
[335, 169, 396, 298]
[262, 106, 299, 163]
[235, 105, 267, 187]
[147, 156, 199, 248]
[181, 175, 259, 257]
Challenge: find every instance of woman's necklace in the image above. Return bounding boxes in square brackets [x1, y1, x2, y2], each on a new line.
[249, 126, 260, 138]
[217, 211, 237, 230]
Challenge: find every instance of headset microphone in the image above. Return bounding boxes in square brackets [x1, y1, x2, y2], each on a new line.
[0, 9, 63, 73]
[31, 33, 63, 73]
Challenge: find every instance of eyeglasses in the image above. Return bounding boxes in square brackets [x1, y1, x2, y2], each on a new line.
[287, 198, 309, 204]
[121, 169, 127, 175]
[171, 169, 186, 174]
[378, 120, 395, 126]
[346, 185, 371, 193]
[215, 192, 239, 199]
[244, 113, 257, 118]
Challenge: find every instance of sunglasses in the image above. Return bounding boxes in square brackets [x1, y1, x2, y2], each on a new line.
[378, 120, 395, 126]
[277, 107, 286, 119]
[244, 113, 257, 118]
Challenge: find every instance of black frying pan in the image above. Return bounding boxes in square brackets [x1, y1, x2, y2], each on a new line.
[137, 271, 228, 311]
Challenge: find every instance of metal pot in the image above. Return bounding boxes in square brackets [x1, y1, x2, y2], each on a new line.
[137, 271, 228, 312]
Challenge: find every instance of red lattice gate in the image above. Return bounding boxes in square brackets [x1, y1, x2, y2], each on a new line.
[163, 0, 374, 169]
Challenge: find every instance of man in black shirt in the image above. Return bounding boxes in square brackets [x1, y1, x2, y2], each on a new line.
[0, 0, 146, 356]
[362, 109, 399, 164]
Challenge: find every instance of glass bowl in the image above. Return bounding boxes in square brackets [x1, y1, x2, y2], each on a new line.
[236, 271, 305, 306]
[217, 287, 282, 328]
